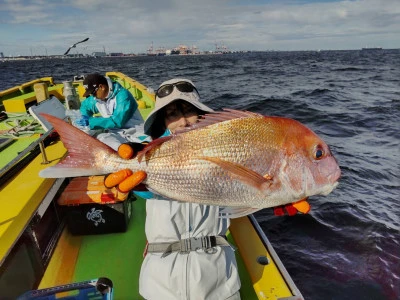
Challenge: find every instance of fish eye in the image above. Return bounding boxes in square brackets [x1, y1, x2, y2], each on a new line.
[315, 146, 324, 160]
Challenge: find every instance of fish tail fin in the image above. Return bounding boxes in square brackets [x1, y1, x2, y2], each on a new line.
[39, 113, 116, 178]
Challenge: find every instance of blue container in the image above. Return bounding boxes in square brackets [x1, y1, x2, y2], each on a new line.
[17, 278, 113, 300]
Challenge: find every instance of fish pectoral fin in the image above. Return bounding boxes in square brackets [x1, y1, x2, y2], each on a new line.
[198, 156, 272, 191]
[137, 136, 172, 162]
[219, 206, 262, 219]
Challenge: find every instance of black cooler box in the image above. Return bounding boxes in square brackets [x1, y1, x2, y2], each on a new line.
[58, 176, 132, 235]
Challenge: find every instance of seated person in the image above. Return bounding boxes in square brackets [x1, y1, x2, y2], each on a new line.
[77, 73, 144, 150]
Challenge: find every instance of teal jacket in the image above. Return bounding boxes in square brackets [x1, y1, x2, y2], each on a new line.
[80, 81, 138, 130]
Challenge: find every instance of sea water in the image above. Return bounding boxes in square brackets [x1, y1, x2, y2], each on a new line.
[1, 50, 399, 300]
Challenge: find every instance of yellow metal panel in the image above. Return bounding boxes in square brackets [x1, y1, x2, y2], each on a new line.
[230, 217, 292, 300]
[76, 85, 86, 98]
[3, 97, 36, 112]
[137, 100, 146, 109]
[0, 141, 67, 264]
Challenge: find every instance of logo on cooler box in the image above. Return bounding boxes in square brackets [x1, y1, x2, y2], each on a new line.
[86, 207, 105, 226]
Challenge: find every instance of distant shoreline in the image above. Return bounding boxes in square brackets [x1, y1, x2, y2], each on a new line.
[2, 48, 400, 61]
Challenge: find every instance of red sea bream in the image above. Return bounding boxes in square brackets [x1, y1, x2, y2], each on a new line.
[40, 110, 341, 217]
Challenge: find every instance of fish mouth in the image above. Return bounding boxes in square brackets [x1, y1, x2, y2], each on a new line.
[315, 164, 341, 196]
[320, 181, 339, 195]
[328, 167, 341, 183]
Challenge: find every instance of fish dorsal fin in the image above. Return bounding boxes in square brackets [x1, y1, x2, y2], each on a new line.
[137, 135, 173, 162]
[197, 156, 272, 191]
[39, 113, 115, 177]
[175, 108, 262, 135]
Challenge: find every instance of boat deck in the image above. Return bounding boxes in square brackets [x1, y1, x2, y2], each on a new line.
[38, 196, 298, 299]
[38, 198, 259, 299]
[39, 198, 147, 299]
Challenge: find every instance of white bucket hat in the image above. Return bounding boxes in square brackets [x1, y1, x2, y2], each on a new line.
[144, 78, 213, 135]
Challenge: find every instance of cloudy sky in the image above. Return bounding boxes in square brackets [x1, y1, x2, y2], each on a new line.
[1, 0, 399, 56]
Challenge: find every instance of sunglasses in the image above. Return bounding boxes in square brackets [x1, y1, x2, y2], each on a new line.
[156, 82, 199, 98]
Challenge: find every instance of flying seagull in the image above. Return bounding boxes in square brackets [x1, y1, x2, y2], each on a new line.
[63, 38, 89, 55]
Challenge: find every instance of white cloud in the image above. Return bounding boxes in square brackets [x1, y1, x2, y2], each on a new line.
[1, 0, 399, 55]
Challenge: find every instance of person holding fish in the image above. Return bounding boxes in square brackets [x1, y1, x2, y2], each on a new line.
[107, 78, 242, 300]
[40, 77, 341, 299]
[76, 73, 144, 150]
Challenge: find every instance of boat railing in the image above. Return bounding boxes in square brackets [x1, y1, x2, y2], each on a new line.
[0, 129, 54, 182]
[249, 215, 304, 299]
[0, 77, 55, 103]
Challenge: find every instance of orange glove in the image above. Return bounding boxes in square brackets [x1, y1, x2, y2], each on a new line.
[118, 142, 147, 159]
[273, 198, 311, 216]
[104, 143, 147, 192]
[292, 199, 311, 214]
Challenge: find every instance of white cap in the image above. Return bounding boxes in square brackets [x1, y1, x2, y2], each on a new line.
[144, 78, 213, 135]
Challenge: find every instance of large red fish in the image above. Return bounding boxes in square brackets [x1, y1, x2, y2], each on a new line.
[40, 110, 340, 217]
